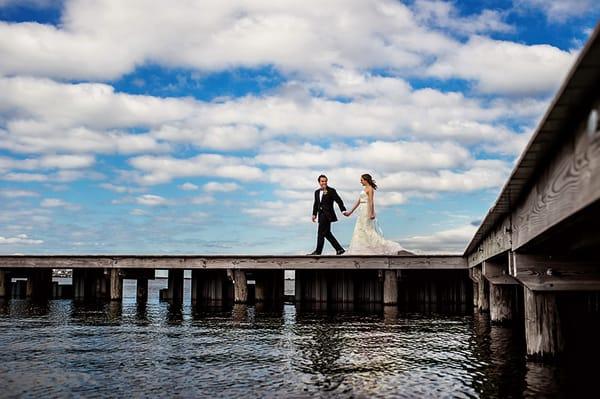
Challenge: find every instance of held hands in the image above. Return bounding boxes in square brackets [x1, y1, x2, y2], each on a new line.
[342, 211, 351, 217]
[312, 215, 317, 223]
[369, 213, 376, 220]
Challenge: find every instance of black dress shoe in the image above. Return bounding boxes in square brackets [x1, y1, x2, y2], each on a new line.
[307, 251, 321, 256]
[336, 249, 346, 255]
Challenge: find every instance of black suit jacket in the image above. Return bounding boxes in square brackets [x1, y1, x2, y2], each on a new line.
[313, 186, 346, 223]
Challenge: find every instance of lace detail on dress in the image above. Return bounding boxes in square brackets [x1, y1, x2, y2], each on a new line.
[346, 191, 405, 255]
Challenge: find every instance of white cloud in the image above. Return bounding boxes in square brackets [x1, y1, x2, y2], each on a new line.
[99, 183, 145, 194]
[190, 195, 215, 205]
[203, 182, 241, 192]
[179, 182, 199, 191]
[399, 224, 477, 253]
[41, 197, 81, 210]
[128, 154, 263, 185]
[413, 0, 514, 35]
[514, 0, 597, 22]
[428, 35, 576, 95]
[0, 233, 44, 245]
[136, 194, 168, 206]
[0, 154, 95, 170]
[130, 208, 148, 216]
[0, 189, 39, 198]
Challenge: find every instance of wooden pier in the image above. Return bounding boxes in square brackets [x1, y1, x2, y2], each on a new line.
[0, 254, 469, 308]
[0, 25, 599, 364]
[465, 24, 600, 360]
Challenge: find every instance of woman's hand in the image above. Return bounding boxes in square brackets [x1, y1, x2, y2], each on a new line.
[369, 213, 376, 220]
[343, 211, 351, 217]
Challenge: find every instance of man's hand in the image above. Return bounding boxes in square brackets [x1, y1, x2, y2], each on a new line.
[312, 215, 317, 223]
[342, 211, 350, 217]
[369, 213, 376, 220]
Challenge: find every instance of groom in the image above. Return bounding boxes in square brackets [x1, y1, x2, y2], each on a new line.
[308, 174, 346, 255]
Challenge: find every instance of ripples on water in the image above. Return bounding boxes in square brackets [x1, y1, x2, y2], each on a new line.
[0, 279, 592, 398]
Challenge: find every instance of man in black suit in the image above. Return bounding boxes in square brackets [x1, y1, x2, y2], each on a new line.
[308, 174, 346, 255]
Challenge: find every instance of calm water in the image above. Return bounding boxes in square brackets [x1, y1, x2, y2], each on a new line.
[0, 279, 594, 398]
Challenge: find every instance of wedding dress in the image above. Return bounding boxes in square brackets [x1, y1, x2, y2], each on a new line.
[347, 190, 405, 255]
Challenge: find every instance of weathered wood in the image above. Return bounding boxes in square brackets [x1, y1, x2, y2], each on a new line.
[136, 278, 148, 302]
[524, 288, 564, 358]
[383, 270, 398, 305]
[467, 216, 512, 267]
[109, 268, 122, 301]
[233, 270, 248, 304]
[0, 270, 7, 298]
[0, 255, 467, 270]
[73, 269, 85, 300]
[478, 275, 490, 313]
[167, 269, 184, 302]
[26, 269, 52, 300]
[511, 253, 600, 291]
[483, 259, 518, 285]
[513, 98, 600, 250]
[489, 283, 514, 323]
[254, 270, 284, 303]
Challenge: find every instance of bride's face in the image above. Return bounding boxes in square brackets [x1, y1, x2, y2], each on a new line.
[360, 177, 366, 186]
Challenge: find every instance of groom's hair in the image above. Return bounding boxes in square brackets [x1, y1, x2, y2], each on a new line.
[317, 174, 327, 181]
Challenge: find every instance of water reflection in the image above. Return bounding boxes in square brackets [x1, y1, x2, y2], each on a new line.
[0, 281, 594, 397]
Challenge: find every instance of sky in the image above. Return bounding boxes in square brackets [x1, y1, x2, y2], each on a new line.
[0, 0, 598, 255]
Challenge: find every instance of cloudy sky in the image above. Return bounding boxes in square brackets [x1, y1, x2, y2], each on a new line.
[0, 0, 598, 255]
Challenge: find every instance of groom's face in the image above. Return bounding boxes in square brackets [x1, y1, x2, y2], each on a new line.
[319, 177, 328, 189]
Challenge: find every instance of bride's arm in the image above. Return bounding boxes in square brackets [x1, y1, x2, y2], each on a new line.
[367, 189, 375, 219]
[344, 198, 361, 216]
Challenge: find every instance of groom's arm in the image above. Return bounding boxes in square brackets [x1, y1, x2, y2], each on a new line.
[312, 190, 319, 218]
[333, 189, 346, 212]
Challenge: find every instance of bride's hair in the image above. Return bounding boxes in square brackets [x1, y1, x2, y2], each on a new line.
[362, 174, 378, 189]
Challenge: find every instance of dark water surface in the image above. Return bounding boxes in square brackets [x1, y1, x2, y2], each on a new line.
[0, 279, 594, 398]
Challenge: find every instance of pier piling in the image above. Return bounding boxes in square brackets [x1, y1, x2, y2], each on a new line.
[109, 268, 123, 301]
[525, 288, 564, 359]
[0, 270, 7, 298]
[383, 270, 398, 305]
[233, 270, 248, 304]
[167, 269, 184, 303]
[136, 278, 148, 303]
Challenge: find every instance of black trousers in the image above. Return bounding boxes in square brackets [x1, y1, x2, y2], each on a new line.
[316, 220, 343, 254]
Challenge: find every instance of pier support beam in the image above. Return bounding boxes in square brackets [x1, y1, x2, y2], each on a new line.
[233, 270, 248, 304]
[383, 270, 398, 305]
[489, 284, 514, 323]
[136, 278, 148, 303]
[524, 288, 564, 359]
[478, 276, 489, 313]
[167, 269, 184, 303]
[254, 270, 284, 304]
[73, 269, 85, 300]
[109, 268, 123, 301]
[26, 269, 52, 300]
[0, 270, 7, 298]
[191, 270, 233, 305]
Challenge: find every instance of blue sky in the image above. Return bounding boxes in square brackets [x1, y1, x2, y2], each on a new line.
[0, 0, 598, 254]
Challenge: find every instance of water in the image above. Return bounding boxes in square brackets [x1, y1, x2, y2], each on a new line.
[0, 279, 594, 398]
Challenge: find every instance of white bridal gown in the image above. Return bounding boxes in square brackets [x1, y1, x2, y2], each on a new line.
[347, 190, 405, 255]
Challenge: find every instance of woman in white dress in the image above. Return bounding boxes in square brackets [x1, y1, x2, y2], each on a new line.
[343, 174, 406, 255]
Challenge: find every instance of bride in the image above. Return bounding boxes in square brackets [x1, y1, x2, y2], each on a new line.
[343, 174, 406, 255]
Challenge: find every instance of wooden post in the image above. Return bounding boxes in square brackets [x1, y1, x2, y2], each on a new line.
[255, 271, 266, 303]
[73, 268, 85, 300]
[26, 269, 52, 300]
[478, 277, 489, 313]
[383, 270, 398, 305]
[524, 287, 564, 359]
[109, 268, 123, 301]
[136, 278, 148, 303]
[233, 270, 248, 304]
[489, 283, 514, 323]
[167, 269, 184, 303]
[0, 270, 7, 298]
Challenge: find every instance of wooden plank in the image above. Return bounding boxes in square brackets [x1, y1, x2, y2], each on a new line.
[512, 253, 600, 291]
[467, 215, 512, 267]
[0, 255, 467, 270]
[513, 102, 600, 249]
[482, 258, 518, 285]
